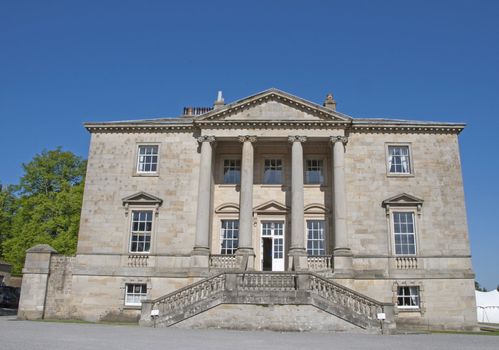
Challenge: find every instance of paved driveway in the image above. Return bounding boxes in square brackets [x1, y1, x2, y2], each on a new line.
[1, 316, 497, 350]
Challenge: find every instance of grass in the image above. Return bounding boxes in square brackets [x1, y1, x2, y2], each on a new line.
[36, 318, 139, 326]
[431, 329, 499, 336]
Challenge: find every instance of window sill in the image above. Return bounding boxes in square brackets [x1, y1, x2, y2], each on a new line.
[397, 307, 421, 313]
[133, 173, 160, 177]
[260, 184, 286, 189]
[387, 173, 414, 178]
[123, 305, 142, 310]
[217, 184, 240, 188]
[304, 184, 327, 189]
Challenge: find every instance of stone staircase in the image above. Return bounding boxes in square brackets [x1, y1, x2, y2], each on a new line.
[139, 272, 396, 334]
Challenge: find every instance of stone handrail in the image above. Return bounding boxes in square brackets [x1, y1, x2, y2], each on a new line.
[309, 273, 385, 322]
[209, 254, 238, 269]
[307, 255, 332, 271]
[143, 273, 226, 327]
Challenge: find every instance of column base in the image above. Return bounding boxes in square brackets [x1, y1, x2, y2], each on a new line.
[236, 248, 255, 271]
[288, 248, 308, 271]
[190, 246, 210, 268]
[332, 248, 353, 277]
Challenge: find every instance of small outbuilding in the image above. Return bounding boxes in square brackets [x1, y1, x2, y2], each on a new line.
[476, 290, 499, 324]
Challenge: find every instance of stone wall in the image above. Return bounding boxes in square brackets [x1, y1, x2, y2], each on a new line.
[44, 256, 75, 319]
[77, 131, 200, 259]
[174, 304, 363, 332]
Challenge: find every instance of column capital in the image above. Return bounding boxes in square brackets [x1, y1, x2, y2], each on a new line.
[197, 135, 216, 143]
[288, 135, 307, 143]
[330, 136, 348, 146]
[238, 135, 257, 143]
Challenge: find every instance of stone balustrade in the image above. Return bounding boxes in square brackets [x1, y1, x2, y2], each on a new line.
[128, 255, 149, 267]
[237, 272, 296, 291]
[209, 255, 238, 269]
[307, 255, 332, 271]
[140, 271, 395, 333]
[395, 257, 418, 269]
[309, 274, 383, 322]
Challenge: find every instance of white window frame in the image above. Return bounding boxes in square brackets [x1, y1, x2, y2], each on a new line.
[222, 159, 241, 184]
[135, 144, 160, 175]
[220, 219, 239, 255]
[129, 210, 153, 254]
[306, 220, 326, 256]
[391, 211, 417, 256]
[263, 158, 283, 184]
[396, 285, 420, 309]
[385, 143, 413, 176]
[304, 159, 325, 185]
[124, 283, 147, 306]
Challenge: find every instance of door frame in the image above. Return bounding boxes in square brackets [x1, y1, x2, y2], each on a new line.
[259, 220, 285, 271]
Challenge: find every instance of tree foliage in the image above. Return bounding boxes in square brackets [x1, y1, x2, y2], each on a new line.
[0, 184, 16, 258]
[19, 149, 86, 196]
[475, 281, 488, 292]
[0, 148, 86, 274]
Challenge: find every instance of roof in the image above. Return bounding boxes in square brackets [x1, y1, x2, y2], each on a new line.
[84, 88, 466, 134]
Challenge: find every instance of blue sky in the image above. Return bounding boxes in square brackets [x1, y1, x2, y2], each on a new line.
[0, 1, 498, 289]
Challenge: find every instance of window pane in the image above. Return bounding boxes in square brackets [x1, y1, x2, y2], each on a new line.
[393, 212, 416, 256]
[307, 220, 326, 256]
[130, 210, 153, 253]
[137, 145, 159, 173]
[223, 159, 241, 184]
[305, 160, 324, 184]
[125, 283, 147, 306]
[221, 220, 239, 255]
[388, 146, 411, 174]
[397, 286, 420, 308]
[264, 159, 282, 184]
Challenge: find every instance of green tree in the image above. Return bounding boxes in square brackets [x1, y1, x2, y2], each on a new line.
[1, 149, 86, 274]
[0, 184, 17, 258]
[19, 148, 86, 195]
[475, 281, 488, 292]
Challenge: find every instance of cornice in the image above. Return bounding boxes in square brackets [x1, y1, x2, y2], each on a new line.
[85, 124, 193, 133]
[351, 121, 465, 135]
[194, 120, 350, 129]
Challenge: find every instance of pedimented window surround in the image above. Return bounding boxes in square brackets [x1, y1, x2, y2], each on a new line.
[382, 193, 423, 217]
[122, 192, 163, 217]
[122, 192, 163, 256]
[382, 193, 424, 258]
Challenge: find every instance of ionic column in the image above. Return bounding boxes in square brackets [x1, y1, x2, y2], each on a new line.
[288, 136, 308, 271]
[330, 136, 353, 276]
[191, 135, 215, 268]
[236, 135, 257, 270]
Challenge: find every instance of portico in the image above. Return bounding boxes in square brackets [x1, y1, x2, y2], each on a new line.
[192, 132, 352, 273]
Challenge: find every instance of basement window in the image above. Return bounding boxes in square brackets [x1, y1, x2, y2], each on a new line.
[125, 284, 147, 306]
[397, 286, 420, 309]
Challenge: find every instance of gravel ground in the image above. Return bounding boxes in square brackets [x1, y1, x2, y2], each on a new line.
[1, 315, 497, 350]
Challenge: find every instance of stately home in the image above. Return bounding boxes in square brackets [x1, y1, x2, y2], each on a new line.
[18, 89, 477, 333]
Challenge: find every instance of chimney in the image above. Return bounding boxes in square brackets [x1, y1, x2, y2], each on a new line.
[323, 93, 336, 111]
[213, 90, 225, 110]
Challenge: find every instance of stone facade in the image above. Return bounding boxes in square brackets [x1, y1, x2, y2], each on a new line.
[18, 89, 477, 332]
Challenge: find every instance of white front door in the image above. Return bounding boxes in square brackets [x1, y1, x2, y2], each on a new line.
[261, 221, 285, 271]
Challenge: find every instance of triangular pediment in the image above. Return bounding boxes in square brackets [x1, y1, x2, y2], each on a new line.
[382, 193, 424, 208]
[122, 192, 163, 206]
[253, 200, 289, 214]
[195, 89, 352, 123]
